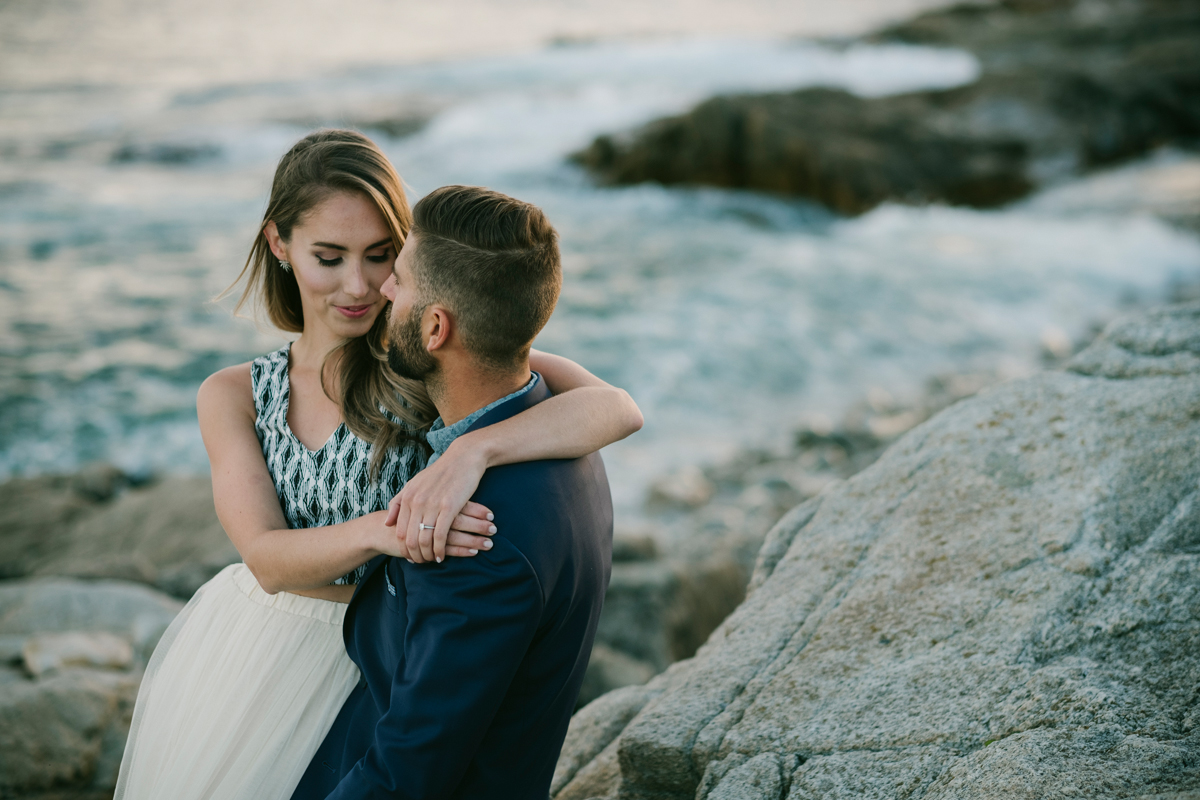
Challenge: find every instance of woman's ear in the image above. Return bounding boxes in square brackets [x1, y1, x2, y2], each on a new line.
[264, 221, 287, 261]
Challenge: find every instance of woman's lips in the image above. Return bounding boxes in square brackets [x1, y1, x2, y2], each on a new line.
[336, 304, 372, 318]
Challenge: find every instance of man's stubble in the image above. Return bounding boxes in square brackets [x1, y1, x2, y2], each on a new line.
[386, 303, 438, 382]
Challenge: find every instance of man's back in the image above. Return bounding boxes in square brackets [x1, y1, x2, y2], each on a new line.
[444, 450, 612, 796]
[293, 380, 613, 800]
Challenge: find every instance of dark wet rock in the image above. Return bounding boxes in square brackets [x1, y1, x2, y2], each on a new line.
[353, 115, 430, 140]
[598, 555, 748, 674]
[611, 532, 659, 563]
[280, 97, 438, 142]
[0, 469, 240, 599]
[553, 303, 1200, 799]
[573, 0, 1200, 214]
[112, 142, 221, 165]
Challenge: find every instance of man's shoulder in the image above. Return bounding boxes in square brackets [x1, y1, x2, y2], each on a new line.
[475, 451, 609, 510]
[484, 448, 607, 481]
[471, 451, 611, 578]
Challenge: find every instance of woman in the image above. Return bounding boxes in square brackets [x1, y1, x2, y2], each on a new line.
[114, 130, 641, 799]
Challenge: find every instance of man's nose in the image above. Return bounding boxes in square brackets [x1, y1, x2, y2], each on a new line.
[381, 274, 396, 300]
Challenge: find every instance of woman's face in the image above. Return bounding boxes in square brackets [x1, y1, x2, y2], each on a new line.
[266, 190, 396, 341]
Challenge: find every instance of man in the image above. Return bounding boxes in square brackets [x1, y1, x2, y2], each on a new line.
[292, 185, 613, 800]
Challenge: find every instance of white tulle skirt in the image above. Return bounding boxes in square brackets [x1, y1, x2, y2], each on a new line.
[114, 563, 360, 800]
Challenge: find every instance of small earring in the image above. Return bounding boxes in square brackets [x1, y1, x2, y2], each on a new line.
[278, 259, 291, 272]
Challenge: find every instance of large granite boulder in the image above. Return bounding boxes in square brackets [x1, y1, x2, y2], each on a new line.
[553, 303, 1200, 799]
[574, 0, 1200, 215]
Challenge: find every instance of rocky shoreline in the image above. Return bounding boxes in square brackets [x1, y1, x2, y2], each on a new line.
[0, 362, 1016, 796]
[573, 0, 1200, 216]
[0, 290, 1188, 796]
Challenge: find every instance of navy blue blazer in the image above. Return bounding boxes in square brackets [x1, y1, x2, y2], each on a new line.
[292, 377, 613, 800]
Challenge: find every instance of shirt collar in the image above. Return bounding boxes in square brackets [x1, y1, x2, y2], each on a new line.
[425, 373, 540, 465]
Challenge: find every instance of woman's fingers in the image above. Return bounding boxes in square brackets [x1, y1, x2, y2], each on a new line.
[452, 512, 496, 536]
[416, 512, 437, 564]
[406, 512, 430, 564]
[384, 494, 403, 528]
[389, 502, 414, 561]
[447, 530, 493, 553]
[431, 509, 451, 564]
[388, 495, 497, 563]
[461, 501, 494, 522]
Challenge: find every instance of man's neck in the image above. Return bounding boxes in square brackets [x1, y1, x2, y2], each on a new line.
[428, 362, 532, 426]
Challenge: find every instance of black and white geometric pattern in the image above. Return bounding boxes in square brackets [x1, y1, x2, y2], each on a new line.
[252, 345, 426, 584]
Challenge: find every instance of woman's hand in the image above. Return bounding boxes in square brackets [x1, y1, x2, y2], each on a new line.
[385, 438, 497, 564]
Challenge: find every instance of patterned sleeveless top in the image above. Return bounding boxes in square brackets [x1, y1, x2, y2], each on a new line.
[251, 345, 427, 584]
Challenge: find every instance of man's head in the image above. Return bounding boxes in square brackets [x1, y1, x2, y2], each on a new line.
[382, 185, 561, 381]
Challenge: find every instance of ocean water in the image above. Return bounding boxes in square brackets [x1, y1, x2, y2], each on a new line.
[1, 31, 1198, 519]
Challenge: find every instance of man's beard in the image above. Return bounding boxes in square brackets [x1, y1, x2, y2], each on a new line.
[386, 304, 438, 381]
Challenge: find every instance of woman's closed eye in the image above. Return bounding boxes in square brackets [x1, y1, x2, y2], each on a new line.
[313, 251, 391, 267]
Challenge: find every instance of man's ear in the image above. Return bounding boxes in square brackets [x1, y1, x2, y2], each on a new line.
[424, 306, 454, 353]
[264, 221, 287, 261]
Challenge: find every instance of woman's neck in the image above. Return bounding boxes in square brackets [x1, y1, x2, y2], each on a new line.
[289, 329, 347, 397]
[290, 327, 344, 370]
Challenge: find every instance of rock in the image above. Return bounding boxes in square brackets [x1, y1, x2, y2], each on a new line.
[578, 644, 657, 710]
[69, 462, 129, 502]
[0, 668, 138, 796]
[23, 632, 134, 678]
[0, 474, 97, 581]
[0, 577, 183, 664]
[111, 142, 221, 165]
[597, 556, 747, 672]
[554, 677, 671, 800]
[612, 532, 659, 563]
[576, 85, 1034, 215]
[0, 469, 240, 599]
[573, 0, 1200, 215]
[0, 579, 181, 795]
[647, 466, 716, 510]
[553, 303, 1200, 799]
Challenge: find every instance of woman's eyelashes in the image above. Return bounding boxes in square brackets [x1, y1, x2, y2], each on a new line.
[311, 251, 392, 267]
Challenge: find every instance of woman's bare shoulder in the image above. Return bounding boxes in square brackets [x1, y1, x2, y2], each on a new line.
[198, 361, 255, 420]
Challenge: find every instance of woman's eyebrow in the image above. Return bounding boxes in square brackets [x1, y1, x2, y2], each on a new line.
[310, 238, 392, 251]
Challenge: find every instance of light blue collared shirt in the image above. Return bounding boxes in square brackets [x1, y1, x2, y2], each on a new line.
[425, 374, 540, 466]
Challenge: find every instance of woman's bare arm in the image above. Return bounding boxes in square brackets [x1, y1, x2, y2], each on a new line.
[388, 349, 643, 563]
[197, 364, 494, 595]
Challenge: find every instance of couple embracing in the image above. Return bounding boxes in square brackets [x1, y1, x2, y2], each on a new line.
[114, 130, 640, 799]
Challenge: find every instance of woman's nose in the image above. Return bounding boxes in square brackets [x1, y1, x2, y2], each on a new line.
[345, 260, 369, 297]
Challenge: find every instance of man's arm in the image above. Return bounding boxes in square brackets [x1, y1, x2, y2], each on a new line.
[327, 540, 543, 800]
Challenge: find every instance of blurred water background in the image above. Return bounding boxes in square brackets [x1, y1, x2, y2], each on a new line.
[2, 0, 1198, 520]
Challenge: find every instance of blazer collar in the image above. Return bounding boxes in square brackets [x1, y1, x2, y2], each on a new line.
[463, 370, 550, 435]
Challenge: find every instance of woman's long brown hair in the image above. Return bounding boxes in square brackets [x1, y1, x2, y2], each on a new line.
[219, 129, 435, 473]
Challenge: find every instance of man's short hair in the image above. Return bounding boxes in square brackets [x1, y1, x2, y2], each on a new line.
[409, 185, 561, 371]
